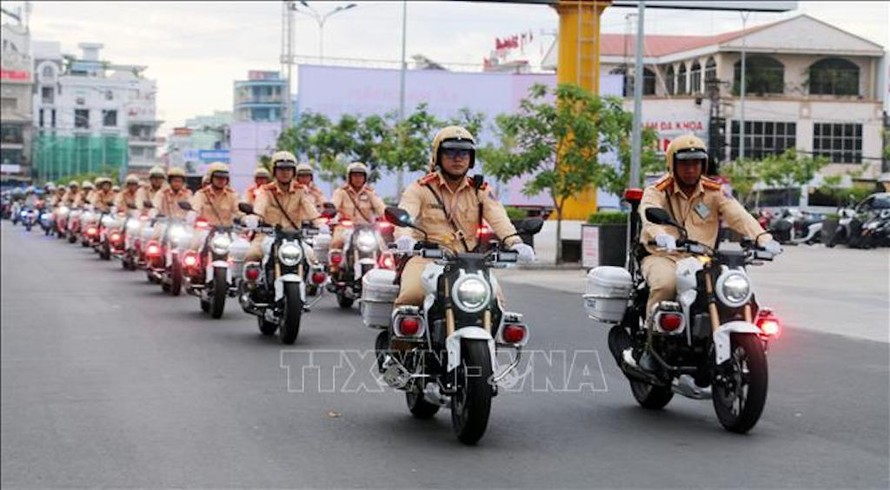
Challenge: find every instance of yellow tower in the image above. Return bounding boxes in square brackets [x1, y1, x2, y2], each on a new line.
[553, 0, 611, 220]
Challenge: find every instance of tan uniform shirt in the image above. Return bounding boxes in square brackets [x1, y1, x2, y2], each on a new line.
[254, 181, 323, 231]
[61, 190, 79, 206]
[331, 184, 385, 225]
[305, 184, 327, 211]
[191, 186, 240, 227]
[90, 190, 116, 213]
[152, 187, 193, 220]
[395, 171, 520, 252]
[243, 184, 262, 206]
[135, 184, 166, 212]
[114, 189, 139, 212]
[640, 174, 769, 258]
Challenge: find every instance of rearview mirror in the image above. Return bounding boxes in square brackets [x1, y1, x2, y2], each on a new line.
[517, 217, 544, 235]
[238, 202, 254, 215]
[644, 207, 676, 227]
[178, 201, 193, 211]
[384, 206, 412, 228]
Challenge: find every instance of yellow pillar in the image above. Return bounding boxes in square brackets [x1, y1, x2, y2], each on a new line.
[553, 0, 611, 220]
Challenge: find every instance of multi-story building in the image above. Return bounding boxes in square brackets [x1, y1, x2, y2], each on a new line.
[31, 42, 162, 181]
[233, 70, 285, 122]
[1, 22, 34, 182]
[543, 14, 886, 187]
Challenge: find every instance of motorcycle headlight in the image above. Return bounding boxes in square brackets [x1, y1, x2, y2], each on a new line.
[126, 219, 141, 232]
[101, 215, 114, 227]
[59, 206, 70, 216]
[451, 274, 492, 313]
[278, 242, 303, 266]
[168, 224, 188, 244]
[715, 270, 752, 307]
[356, 230, 377, 253]
[211, 234, 232, 255]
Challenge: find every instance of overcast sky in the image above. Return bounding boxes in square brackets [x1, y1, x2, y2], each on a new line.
[11, 0, 890, 135]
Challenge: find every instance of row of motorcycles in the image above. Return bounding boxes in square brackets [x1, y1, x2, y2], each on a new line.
[8, 184, 783, 442]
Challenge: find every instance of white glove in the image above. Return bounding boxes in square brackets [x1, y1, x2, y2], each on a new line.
[318, 223, 331, 235]
[511, 243, 536, 263]
[655, 233, 677, 252]
[242, 215, 259, 230]
[396, 236, 417, 253]
[762, 239, 783, 255]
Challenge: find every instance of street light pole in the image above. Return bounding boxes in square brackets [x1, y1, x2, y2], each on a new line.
[293, 2, 357, 65]
[739, 10, 750, 162]
[397, 0, 408, 196]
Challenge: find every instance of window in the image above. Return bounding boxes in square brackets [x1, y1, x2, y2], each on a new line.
[729, 120, 796, 160]
[102, 110, 117, 127]
[105, 90, 114, 101]
[75, 109, 90, 129]
[733, 56, 784, 95]
[677, 64, 687, 95]
[1, 125, 23, 144]
[813, 123, 862, 163]
[51, 109, 56, 128]
[76, 97, 85, 105]
[704, 57, 717, 83]
[809, 58, 859, 96]
[41, 86, 54, 104]
[690, 61, 702, 94]
[41, 65, 54, 79]
[39, 109, 44, 128]
[665, 65, 675, 95]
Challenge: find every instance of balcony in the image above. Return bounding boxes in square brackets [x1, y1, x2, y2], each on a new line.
[235, 96, 283, 107]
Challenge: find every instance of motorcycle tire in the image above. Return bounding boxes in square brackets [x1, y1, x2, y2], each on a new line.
[451, 339, 493, 445]
[100, 242, 111, 261]
[406, 382, 440, 420]
[170, 257, 182, 296]
[713, 333, 768, 434]
[257, 315, 277, 336]
[209, 267, 227, 319]
[68, 233, 77, 244]
[25, 222, 32, 232]
[337, 291, 354, 309]
[279, 282, 303, 345]
[201, 299, 210, 313]
[630, 380, 674, 410]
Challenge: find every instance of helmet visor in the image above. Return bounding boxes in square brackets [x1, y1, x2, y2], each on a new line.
[440, 140, 475, 151]
[674, 148, 708, 162]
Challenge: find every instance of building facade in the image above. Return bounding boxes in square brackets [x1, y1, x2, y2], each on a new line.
[233, 70, 285, 123]
[31, 42, 161, 182]
[1, 22, 34, 182]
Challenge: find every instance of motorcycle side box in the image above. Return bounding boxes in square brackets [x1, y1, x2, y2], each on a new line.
[313, 233, 331, 261]
[360, 268, 399, 328]
[584, 266, 632, 323]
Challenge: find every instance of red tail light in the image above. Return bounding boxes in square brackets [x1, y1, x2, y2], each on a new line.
[340, 219, 353, 228]
[145, 241, 161, 257]
[756, 309, 781, 337]
[476, 225, 492, 238]
[658, 313, 683, 332]
[330, 253, 343, 265]
[86, 226, 98, 236]
[378, 253, 395, 270]
[140, 215, 149, 222]
[502, 324, 527, 344]
[623, 188, 644, 202]
[377, 221, 393, 232]
[244, 266, 261, 282]
[398, 316, 421, 337]
[312, 271, 326, 284]
[110, 232, 121, 243]
[195, 218, 209, 230]
[182, 252, 199, 268]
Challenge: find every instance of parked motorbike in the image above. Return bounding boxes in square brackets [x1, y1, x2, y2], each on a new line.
[177, 201, 250, 319]
[587, 189, 787, 434]
[770, 208, 821, 245]
[371, 206, 543, 445]
[327, 218, 396, 309]
[237, 202, 329, 344]
[858, 209, 890, 249]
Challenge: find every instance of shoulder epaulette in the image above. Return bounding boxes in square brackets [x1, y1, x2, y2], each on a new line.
[418, 173, 438, 186]
[261, 182, 277, 191]
[654, 175, 674, 192]
[701, 176, 723, 191]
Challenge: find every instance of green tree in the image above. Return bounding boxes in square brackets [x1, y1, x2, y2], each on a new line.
[378, 103, 443, 174]
[721, 158, 761, 208]
[485, 83, 632, 264]
[758, 148, 829, 207]
[477, 113, 517, 190]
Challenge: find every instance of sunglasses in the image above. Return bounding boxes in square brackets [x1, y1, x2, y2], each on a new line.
[443, 148, 472, 159]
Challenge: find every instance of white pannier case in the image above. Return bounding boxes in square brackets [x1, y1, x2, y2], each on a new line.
[361, 268, 400, 328]
[583, 266, 633, 323]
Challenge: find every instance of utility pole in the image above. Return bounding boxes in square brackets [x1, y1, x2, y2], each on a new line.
[281, 1, 295, 136]
[629, 0, 645, 189]
[706, 76, 726, 176]
[397, 0, 408, 196]
[738, 10, 750, 162]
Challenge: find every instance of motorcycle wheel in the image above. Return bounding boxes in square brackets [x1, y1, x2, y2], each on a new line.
[100, 242, 111, 261]
[450, 339, 493, 445]
[712, 333, 768, 434]
[68, 233, 77, 244]
[257, 315, 277, 336]
[406, 381, 440, 419]
[337, 291, 354, 309]
[170, 256, 182, 296]
[279, 282, 303, 345]
[200, 299, 210, 313]
[209, 267, 227, 319]
[25, 222, 32, 232]
[630, 380, 674, 410]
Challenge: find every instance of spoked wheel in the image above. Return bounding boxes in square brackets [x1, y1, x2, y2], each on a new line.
[713, 333, 768, 434]
[450, 339, 493, 445]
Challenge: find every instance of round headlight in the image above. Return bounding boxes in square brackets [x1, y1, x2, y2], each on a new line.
[59, 206, 70, 216]
[278, 242, 303, 266]
[101, 215, 114, 227]
[452, 275, 492, 313]
[168, 224, 188, 243]
[126, 219, 140, 232]
[211, 234, 232, 255]
[356, 230, 377, 253]
[717, 271, 752, 307]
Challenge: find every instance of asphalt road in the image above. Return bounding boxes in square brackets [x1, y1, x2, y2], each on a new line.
[2, 221, 888, 489]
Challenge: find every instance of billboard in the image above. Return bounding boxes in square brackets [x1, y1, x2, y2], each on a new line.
[0, 24, 31, 83]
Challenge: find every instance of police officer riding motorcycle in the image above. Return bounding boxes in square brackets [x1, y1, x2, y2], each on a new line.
[144, 167, 193, 295]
